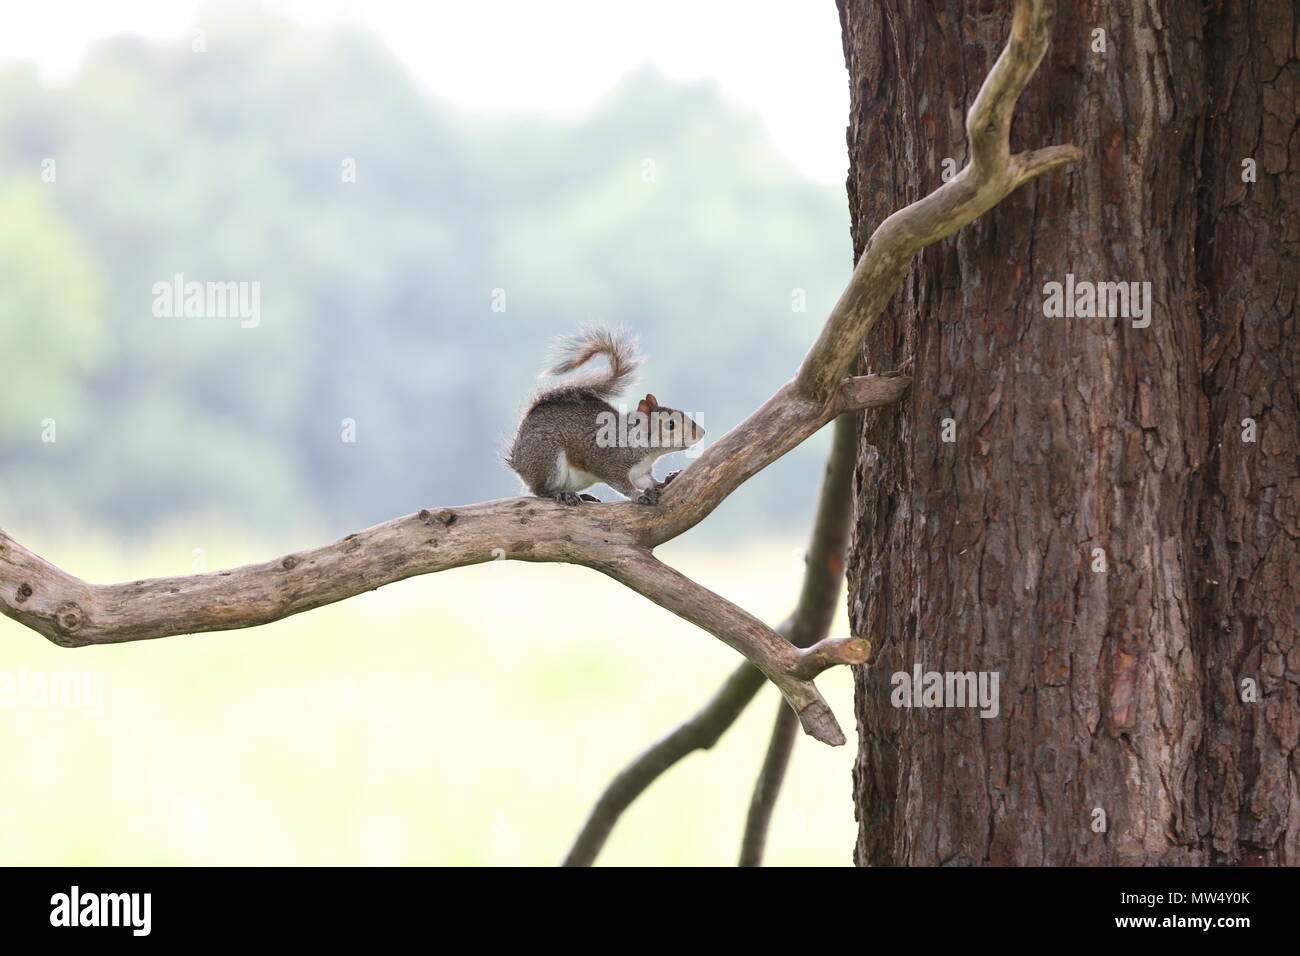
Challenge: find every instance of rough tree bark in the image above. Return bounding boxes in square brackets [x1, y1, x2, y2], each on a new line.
[841, 0, 1297, 864]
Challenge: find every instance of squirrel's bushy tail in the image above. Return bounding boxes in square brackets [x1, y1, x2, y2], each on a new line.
[545, 326, 640, 400]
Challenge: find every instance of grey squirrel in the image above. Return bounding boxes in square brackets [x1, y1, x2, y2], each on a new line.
[507, 327, 705, 504]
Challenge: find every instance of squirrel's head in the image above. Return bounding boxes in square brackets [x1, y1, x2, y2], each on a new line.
[635, 393, 705, 451]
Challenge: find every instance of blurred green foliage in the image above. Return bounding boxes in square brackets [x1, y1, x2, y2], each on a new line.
[0, 10, 851, 541]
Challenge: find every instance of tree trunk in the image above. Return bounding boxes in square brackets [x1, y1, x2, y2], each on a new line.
[841, 0, 1297, 865]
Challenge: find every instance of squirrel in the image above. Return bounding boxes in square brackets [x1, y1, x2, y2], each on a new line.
[507, 327, 705, 505]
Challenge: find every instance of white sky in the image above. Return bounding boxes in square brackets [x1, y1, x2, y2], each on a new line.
[0, 0, 851, 184]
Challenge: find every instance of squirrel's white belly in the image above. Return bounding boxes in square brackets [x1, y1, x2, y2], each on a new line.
[552, 451, 602, 492]
[627, 455, 659, 491]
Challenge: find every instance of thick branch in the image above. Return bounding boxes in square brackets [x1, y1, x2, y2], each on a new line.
[1, 502, 603, 647]
[0, 372, 904, 651]
[639, 373, 909, 543]
[794, 0, 1079, 403]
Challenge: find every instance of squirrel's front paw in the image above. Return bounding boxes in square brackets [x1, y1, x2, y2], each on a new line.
[636, 486, 662, 506]
[661, 470, 682, 486]
[549, 491, 584, 506]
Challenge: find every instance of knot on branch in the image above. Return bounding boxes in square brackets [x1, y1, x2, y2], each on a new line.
[419, 508, 457, 527]
[48, 601, 87, 645]
[834, 373, 913, 414]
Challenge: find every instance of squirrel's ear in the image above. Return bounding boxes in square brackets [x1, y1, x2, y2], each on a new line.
[645, 393, 658, 408]
[636, 397, 652, 414]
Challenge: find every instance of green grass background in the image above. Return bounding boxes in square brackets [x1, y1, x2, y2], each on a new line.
[0, 530, 858, 866]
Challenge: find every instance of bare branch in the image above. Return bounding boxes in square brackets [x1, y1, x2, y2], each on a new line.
[794, 0, 1079, 404]
[790, 636, 869, 681]
[639, 374, 910, 543]
[593, 548, 860, 746]
[0, 370, 906, 652]
[1, 501, 603, 647]
[739, 702, 798, 867]
[562, 661, 766, 867]
[1, 372, 898, 745]
[1008, 144, 1080, 190]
